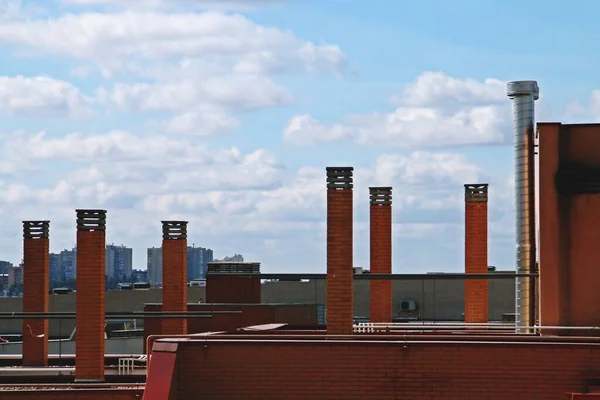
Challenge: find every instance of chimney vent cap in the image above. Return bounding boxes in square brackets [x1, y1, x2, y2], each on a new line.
[369, 187, 392, 205]
[76, 209, 106, 232]
[326, 166, 353, 190]
[23, 221, 50, 239]
[507, 80, 539, 100]
[161, 221, 188, 240]
[464, 183, 489, 202]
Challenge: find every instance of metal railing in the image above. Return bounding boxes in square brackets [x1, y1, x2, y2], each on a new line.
[217, 272, 538, 280]
[0, 310, 242, 367]
[257, 272, 539, 329]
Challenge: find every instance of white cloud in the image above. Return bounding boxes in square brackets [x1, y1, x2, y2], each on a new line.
[162, 107, 240, 136]
[0, 127, 508, 270]
[398, 71, 506, 107]
[96, 74, 293, 113]
[284, 72, 509, 148]
[356, 152, 486, 216]
[284, 106, 506, 147]
[0, 75, 93, 118]
[2, 130, 278, 169]
[560, 89, 600, 123]
[0, 11, 345, 75]
[0, 1, 516, 272]
[93, 74, 292, 136]
[0, 8, 343, 138]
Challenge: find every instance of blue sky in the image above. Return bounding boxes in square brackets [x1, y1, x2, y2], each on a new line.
[0, 0, 598, 273]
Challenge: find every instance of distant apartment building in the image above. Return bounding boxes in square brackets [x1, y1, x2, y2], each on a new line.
[147, 247, 163, 287]
[8, 264, 23, 287]
[147, 245, 214, 286]
[105, 244, 133, 281]
[187, 245, 213, 281]
[0, 273, 8, 288]
[49, 253, 62, 282]
[214, 254, 244, 263]
[131, 269, 148, 283]
[0, 260, 11, 275]
[49, 248, 78, 281]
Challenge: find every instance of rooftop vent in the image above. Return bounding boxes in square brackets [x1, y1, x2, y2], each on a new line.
[206, 262, 261, 274]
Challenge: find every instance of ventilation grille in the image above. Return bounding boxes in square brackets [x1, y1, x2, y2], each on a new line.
[464, 184, 489, 203]
[207, 262, 261, 274]
[326, 167, 353, 190]
[76, 210, 106, 232]
[162, 221, 188, 240]
[23, 221, 50, 239]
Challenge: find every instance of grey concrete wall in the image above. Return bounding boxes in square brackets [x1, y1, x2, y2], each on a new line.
[0, 279, 515, 335]
[261, 278, 515, 321]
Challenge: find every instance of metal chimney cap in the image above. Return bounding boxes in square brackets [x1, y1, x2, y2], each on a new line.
[506, 80, 539, 100]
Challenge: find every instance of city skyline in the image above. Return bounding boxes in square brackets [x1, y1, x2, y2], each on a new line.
[0, 243, 240, 272]
[0, 246, 241, 284]
[2, 1, 600, 273]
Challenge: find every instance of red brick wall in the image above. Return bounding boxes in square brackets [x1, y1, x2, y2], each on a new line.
[0, 389, 143, 400]
[326, 167, 354, 335]
[174, 338, 600, 400]
[538, 123, 600, 332]
[161, 221, 188, 336]
[205, 275, 261, 304]
[464, 184, 488, 323]
[369, 187, 392, 323]
[75, 210, 106, 382]
[22, 221, 50, 367]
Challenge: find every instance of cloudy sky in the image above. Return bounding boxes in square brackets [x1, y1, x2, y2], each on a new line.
[0, 0, 599, 273]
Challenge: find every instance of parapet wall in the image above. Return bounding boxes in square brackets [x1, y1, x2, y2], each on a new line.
[155, 336, 600, 399]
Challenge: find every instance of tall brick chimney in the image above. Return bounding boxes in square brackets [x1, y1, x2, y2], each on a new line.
[22, 221, 50, 367]
[326, 167, 354, 335]
[464, 184, 489, 324]
[161, 221, 188, 336]
[75, 209, 106, 382]
[369, 187, 392, 323]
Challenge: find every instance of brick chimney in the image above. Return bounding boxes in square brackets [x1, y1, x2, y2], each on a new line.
[161, 221, 188, 336]
[22, 221, 50, 367]
[464, 184, 489, 324]
[326, 167, 354, 335]
[369, 187, 392, 323]
[75, 209, 106, 382]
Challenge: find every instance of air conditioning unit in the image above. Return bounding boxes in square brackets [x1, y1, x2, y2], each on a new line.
[399, 299, 418, 312]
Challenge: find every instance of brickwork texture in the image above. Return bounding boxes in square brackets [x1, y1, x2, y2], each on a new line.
[326, 187, 353, 335]
[162, 238, 188, 335]
[75, 228, 106, 382]
[205, 275, 261, 304]
[465, 186, 489, 323]
[22, 234, 50, 366]
[0, 389, 143, 400]
[369, 190, 392, 323]
[174, 339, 600, 400]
